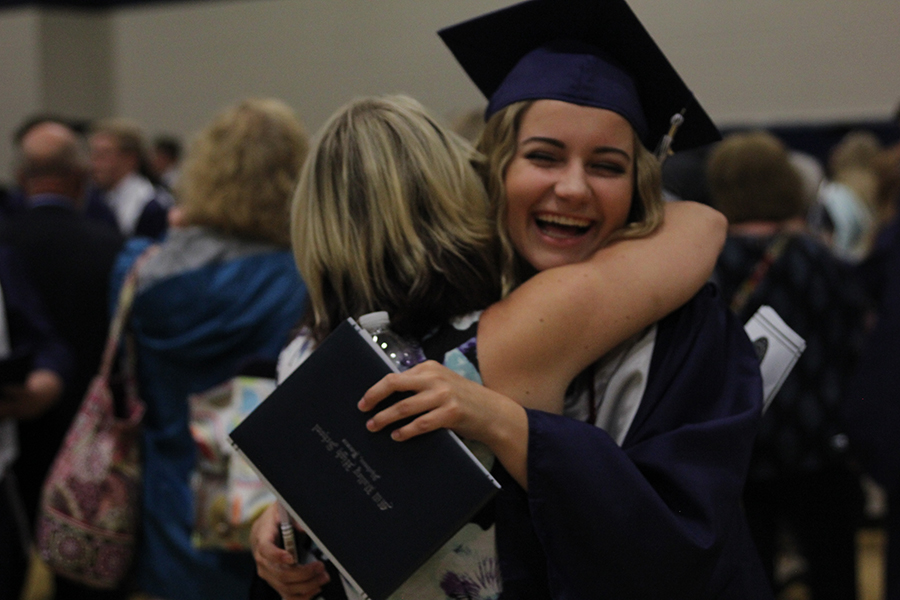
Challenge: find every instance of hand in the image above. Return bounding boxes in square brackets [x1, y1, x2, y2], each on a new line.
[359, 361, 516, 442]
[359, 361, 530, 487]
[0, 369, 63, 420]
[251, 503, 330, 600]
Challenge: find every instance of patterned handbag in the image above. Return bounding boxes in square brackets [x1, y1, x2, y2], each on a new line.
[35, 247, 157, 589]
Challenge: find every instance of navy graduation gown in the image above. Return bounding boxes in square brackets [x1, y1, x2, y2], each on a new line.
[844, 216, 900, 494]
[842, 218, 900, 600]
[496, 284, 772, 599]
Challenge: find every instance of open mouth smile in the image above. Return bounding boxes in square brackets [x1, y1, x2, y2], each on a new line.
[534, 213, 594, 239]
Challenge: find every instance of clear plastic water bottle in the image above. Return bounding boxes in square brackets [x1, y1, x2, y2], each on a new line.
[358, 311, 425, 371]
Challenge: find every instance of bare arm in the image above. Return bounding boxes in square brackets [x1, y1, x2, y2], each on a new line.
[478, 200, 725, 412]
[362, 201, 726, 488]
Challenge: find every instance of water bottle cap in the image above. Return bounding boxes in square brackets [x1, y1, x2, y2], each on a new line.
[358, 311, 390, 332]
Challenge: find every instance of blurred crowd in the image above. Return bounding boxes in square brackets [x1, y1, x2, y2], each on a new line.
[0, 95, 898, 600]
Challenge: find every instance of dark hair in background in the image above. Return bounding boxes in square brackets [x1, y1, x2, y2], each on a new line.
[707, 130, 805, 224]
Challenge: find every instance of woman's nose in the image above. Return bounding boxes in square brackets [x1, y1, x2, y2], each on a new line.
[554, 163, 590, 202]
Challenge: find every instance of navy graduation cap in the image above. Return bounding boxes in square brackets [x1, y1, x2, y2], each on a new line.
[438, 0, 721, 154]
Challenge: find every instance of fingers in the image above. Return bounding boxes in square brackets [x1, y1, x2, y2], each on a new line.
[358, 360, 444, 412]
[256, 534, 297, 568]
[361, 363, 474, 440]
[258, 559, 330, 600]
[356, 360, 512, 446]
[250, 504, 281, 557]
[363, 386, 447, 432]
[252, 506, 330, 600]
[252, 505, 302, 571]
[385, 402, 462, 441]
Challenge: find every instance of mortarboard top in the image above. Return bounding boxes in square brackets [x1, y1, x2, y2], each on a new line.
[438, 0, 721, 153]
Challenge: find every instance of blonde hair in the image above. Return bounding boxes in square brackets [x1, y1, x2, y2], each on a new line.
[176, 98, 308, 246]
[829, 130, 884, 212]
[292, 95, 501, 342]
[829, 130, 882, 175]
[477, 100, 664, 291]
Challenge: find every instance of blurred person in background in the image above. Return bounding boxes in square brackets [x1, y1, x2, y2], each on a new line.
[710, 130, 868, 600]
[3, 120, 125, 599]
[811, 130, 883, 262]
[841, 99, 900, 600]
[150, 134, 182, 191]
[0, 246, 70, 600]
[88, 117, 172, 240]
[108, 98, 309, 600]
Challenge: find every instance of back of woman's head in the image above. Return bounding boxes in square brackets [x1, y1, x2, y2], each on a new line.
[707, 130, 804, 224]
[829, 130, 882, 176]
[177, 98, 309, 246]
[293, 94, 501, 342]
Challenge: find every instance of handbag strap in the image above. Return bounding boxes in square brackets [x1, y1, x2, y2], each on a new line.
[98, 246, 160, 379]
[730, 232, 792, 315]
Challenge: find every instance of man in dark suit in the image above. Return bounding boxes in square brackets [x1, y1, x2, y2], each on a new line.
[0, 244, 71, 600]
[1, 120, 124, 542]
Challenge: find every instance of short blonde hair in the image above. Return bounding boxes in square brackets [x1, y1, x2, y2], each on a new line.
[477, 100, 664, 291]
[829, 130, 882, 176]
[292, 95, 501, 342]
[177, 98, 308, 246]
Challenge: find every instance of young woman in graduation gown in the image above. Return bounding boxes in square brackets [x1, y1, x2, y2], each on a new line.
[360, 1, 771, 598]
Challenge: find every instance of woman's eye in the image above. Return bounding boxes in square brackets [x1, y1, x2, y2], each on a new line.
[525, 151, 558, 163]
[590, 162, 626, 174]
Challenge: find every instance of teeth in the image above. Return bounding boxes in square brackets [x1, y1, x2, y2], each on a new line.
[535, 213, 592, 228]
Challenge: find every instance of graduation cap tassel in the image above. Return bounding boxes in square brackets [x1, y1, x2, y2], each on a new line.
[654, 111, 685, 165]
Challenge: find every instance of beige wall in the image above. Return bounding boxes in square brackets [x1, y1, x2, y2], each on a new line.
[0, 6, 112, 183]
[630, 0, 900, 125]
[41, 9, 113, 119]
[1, 7, 42, 182]
[1, 0, 899, 184]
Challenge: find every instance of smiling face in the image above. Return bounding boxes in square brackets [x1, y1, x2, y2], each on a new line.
[503, 99, 635, 272]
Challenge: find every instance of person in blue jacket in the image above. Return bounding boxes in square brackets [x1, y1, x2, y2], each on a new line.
[110, 98, 309, 600]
